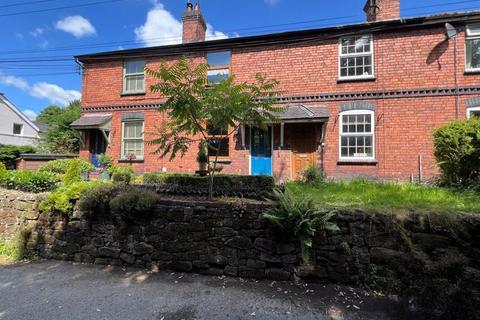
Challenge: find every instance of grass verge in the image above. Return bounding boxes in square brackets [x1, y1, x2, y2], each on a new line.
[285, 179, 480, 214]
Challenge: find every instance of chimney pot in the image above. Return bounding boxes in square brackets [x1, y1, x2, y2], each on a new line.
[186, 2, 193, 11]
[194, 3, 200, 11]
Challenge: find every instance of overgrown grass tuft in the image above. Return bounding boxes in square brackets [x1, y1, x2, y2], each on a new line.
[285, 179, 480, 214]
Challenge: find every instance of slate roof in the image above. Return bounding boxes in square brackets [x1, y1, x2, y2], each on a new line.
[70, 114, 112, 128]
[277, 105, 329, 121]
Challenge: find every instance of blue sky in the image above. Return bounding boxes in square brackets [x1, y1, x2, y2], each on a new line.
[0, 0, 479, 121]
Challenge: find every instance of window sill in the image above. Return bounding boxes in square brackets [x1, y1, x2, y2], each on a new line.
[464, 69, 480, 75]
[209, 157, 231, 164]
[119, 158, 144, 163]
[337, 76, 376, 83]
[120, 92, 146, 97]
[337, 159, 378, 165]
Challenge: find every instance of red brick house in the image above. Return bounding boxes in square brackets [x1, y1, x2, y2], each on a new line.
[73, 0, 480, 182]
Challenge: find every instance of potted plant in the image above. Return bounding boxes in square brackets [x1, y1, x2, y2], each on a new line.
[197, 142, 209, 172]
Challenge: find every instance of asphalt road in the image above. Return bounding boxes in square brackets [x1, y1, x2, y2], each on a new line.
[0, 261, 412, 320]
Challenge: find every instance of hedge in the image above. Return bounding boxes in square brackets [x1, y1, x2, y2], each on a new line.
[142, 173, 275, 199]
[38, 158, 94, 175]
[0, 170, 60, 193]
[0, 145, 36, 169]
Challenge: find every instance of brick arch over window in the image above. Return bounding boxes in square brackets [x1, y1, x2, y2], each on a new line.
[338, 101, 376, 113]
[466, 97, 480, 108]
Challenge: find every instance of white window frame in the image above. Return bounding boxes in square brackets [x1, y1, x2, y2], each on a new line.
[123, 59, 146, 94]
[465, 24, 480, 72]
[338, 35, 375, 80]
[13, 123, 23, 136]
[467, 106, 480, 118]
[121, 121, 144, 160]
[207, 50, 231, 84]
[338, 109, 375, 161]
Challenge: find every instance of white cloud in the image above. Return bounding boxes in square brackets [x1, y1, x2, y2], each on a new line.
[0, 72, 80, 106]
[29, 27, 44, 37]
[22, 109, 37, 121]
[56, 15, 96, 38]
[31, 83, 81, 106]
[264, 0, 279, 6]
[0, 74, 29, 91]
[135, 2, 227, 47]
[206, 23, 228, 41]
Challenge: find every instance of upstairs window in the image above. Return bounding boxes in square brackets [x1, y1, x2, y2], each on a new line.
[123, 60, 145, 94]
[13, 123, 23, 135]
[207, 51, 231, 84]
[466, 24, 480, 71]
[467, 106, 480, 118]
[339, 110, 375, 160]
[121, 121, 144, 160]
[339, 35, 374, 80]
[206, 123, 229, 158]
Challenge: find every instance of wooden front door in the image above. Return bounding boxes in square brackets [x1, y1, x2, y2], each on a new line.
[291, 124, 318, 179]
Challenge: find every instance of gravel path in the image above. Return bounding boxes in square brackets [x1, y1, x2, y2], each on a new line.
[0, 261, 413, 320]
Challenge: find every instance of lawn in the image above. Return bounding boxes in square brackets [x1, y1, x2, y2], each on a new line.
[285, 179, 480, 213]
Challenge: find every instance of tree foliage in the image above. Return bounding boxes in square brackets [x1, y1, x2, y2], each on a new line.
[146, 57, 282, 199]
[0, 145, 36, 169]
[37, 100, 81, 154]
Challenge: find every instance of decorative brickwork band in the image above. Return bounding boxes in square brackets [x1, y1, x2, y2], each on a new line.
[339, 102, 376, 112]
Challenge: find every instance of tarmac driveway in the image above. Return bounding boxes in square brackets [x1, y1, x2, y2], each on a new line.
[0, 261, 413, 320]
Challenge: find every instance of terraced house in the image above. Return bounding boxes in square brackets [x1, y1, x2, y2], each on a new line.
[72, 0, 480, 182]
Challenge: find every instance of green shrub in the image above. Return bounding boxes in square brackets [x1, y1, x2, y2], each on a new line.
[0, 163, 7, 177]
[143, 172, 168, 184]
[433, 118, 480, 187]
[301, 165, 325, 184]
[78, 183, 126, 218]
[0, 145, 36, 169]
[142, 173, 275, 199]
[112, 166, 134, 184]
[0, 228, 31, 261]
[0, 170, 59, 193]
[109, 188, 160, 221]
[38, 158, 94, 175]
[62, 159, 90, 185]
[39, 181, 95, 214]
[96, 154, 116, 175]
[263, 188, 339, 264]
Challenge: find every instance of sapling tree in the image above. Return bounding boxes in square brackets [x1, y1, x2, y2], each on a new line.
[146, 57, 282, 199]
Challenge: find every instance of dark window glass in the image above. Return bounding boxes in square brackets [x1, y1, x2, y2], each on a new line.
[208, 138, 229, 157]
[13, 123, 22, 135]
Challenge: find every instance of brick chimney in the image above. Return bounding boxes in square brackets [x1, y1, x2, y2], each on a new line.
[182, 2, 206, 43]
[364, 0, 400, 22]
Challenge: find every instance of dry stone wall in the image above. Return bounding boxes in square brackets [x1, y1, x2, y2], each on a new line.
[21, 197, 480, 286]
[0, 189, 43, 241]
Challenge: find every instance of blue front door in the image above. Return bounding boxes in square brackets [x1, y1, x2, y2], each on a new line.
[251, 127, 272, 176]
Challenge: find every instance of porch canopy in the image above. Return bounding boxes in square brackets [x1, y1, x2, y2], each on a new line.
[70, 114, 112, 146]
[240, 104, 329, 148]
[70, 114, 112, 130]
[275, 104, 329, 123]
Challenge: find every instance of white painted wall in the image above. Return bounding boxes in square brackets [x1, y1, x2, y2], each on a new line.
[0, 95, 40, 147]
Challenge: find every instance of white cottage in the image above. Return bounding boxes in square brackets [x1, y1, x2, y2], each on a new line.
[0, 93, 40, 147]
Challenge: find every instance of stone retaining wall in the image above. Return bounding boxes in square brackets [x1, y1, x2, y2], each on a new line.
[23, 197, 480, 286]
[0, 189, 44, 241]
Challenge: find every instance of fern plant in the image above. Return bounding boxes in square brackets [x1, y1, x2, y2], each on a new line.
[263, 188, 339, 264]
